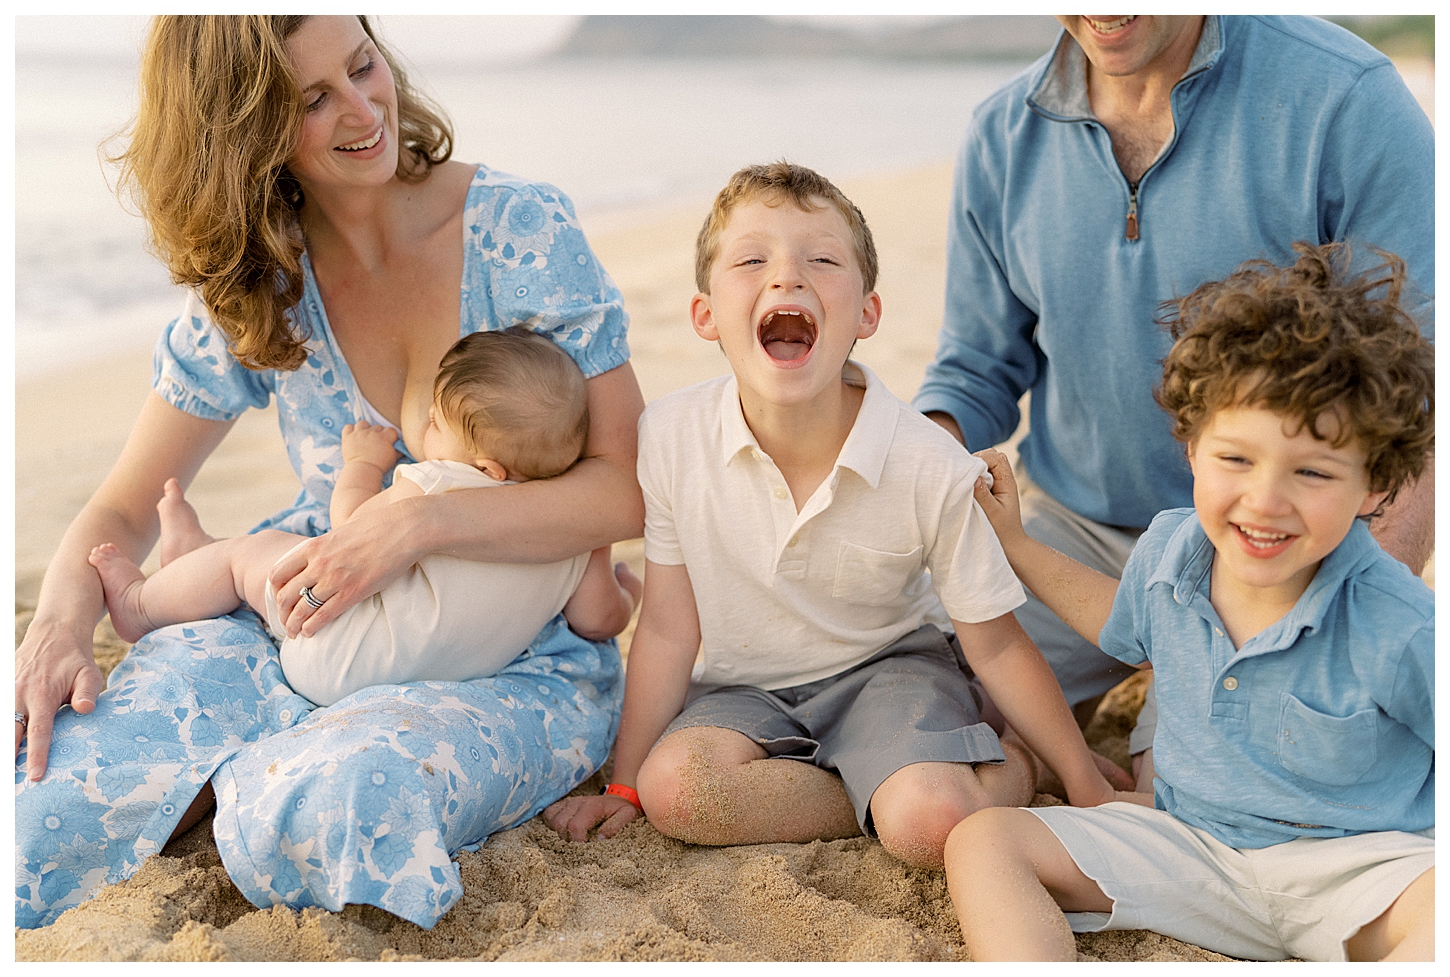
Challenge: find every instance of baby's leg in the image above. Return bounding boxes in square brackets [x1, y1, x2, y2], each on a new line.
[945, 807, 1110, 961]
[561, 547, 643, 642]
[157, 477, 216, 566]
[636, 725, 860, 845]
[868, 741, 1035, 868]
[90, 530, 304, 643]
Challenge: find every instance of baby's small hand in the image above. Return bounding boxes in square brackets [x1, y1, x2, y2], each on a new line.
[341, 420, 400, 469]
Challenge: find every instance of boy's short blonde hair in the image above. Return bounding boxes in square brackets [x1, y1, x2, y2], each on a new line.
[1155, 242, 1433, 502]
[433, 327, 590, 480]
[694, 161, 878, 293]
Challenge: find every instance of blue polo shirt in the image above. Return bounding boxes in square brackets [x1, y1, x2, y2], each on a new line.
[1099, 508, 1434, 849]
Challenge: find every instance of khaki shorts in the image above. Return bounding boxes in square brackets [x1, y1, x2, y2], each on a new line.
[1029, 801, 1434, 961]
[663, 625, 1005, 835]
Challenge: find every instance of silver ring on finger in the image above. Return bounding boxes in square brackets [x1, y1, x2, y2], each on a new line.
[300, 585, 326, 609]
[15, 712, 27, 728]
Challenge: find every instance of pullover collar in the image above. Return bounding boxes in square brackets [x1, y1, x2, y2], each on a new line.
[1028, 15, 1224, 122]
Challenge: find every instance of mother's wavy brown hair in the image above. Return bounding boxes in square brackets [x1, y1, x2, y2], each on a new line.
[109, 16, 454, 371]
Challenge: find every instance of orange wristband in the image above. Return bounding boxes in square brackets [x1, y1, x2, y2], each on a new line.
[603, 783, 643, 810]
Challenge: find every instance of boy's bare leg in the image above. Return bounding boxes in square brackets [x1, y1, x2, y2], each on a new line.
[869, 737, 1035, 868]
[157, 477, 216, 566]
[1346, 867, 1435, 961]
[89, 530, 303, 643]
[945, 807, 1111, 961]
[637, 726, 860, 845]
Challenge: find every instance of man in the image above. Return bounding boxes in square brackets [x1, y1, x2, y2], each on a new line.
[912, 15, 1434, 784]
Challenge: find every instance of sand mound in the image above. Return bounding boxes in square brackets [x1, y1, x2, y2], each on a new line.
[16, 637, 1229, 962]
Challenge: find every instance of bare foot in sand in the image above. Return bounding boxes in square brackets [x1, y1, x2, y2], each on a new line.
[615, 562, 643, 610]
[88, 543, 156, 643]
[158, 477, 214, 566]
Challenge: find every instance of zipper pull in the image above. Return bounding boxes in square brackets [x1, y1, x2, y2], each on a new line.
[1126, 183, 1140, 241]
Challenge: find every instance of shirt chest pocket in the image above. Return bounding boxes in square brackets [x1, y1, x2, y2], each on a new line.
[833, 541, 923, 606]
[1276, 693, 1378, 787]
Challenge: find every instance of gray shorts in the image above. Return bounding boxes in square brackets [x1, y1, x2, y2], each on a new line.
[1029, 802, 1435, 961]
[662, 624, 1006, 835]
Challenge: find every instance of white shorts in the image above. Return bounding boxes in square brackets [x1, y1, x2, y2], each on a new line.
[1029, 801, 1434, 961]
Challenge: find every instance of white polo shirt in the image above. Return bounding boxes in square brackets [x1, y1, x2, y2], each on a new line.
[638, 361, 1026, 692]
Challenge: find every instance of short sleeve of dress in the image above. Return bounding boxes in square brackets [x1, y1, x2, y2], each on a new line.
[152, 291, 274, 421]
[459, 168, 631, 379]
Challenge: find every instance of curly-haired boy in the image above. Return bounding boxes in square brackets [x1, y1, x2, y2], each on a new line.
[947, 242, 1434, 961]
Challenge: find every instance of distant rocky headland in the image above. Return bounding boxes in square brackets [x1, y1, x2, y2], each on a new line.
[552, 15, 1432, 62]
[554, 15, 1064, 61]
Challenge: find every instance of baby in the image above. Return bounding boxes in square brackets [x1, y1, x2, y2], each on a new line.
[89, 327, 640, 706]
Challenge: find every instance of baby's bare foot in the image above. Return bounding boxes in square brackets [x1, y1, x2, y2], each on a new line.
[88, 543, 155, 643]
[614, 562, 644, 610]
[158, 477, 214, 566]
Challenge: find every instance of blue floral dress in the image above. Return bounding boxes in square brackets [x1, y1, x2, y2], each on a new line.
[15, 166, 630, 930]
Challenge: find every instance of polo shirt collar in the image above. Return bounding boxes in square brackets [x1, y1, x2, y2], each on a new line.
[1028, 15, 1223, 122]
[716, 361, 896, 490]
[1147, 512, 1383, 653]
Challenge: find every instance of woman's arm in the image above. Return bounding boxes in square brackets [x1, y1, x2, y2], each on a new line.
[270, 361, 647, 637]
[16, 393, 235, 780]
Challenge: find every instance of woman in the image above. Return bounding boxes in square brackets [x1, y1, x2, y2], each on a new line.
[15, 15, 644, 929]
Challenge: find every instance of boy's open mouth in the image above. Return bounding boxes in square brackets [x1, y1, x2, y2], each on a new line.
[758, 309, 816, 363]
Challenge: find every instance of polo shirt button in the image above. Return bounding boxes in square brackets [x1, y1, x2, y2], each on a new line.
[1214, 627, 1224, 637]
[751, 449, 762, 461]
[787, 535, 799, 547]
[1222, 676, 1238, 691]
[773, 486, 788, 500]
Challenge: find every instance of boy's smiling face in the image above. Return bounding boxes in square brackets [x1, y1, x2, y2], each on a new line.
[690, 196, 880, 413]
[1189, 404, 1388, 605]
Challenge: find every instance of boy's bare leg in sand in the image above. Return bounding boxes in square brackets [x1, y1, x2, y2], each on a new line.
[637, 726, 1033, 867]
[945, 806, 1110, 960]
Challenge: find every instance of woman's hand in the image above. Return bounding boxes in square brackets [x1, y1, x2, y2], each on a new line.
[268, 495, 429, 637]
[15, 617, 105, 781]
[543, 792, 642, 841]
[16, 394, 235, 780]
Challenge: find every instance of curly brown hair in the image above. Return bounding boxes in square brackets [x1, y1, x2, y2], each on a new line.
[1155, 242, 1433, 503]
[109, 16, 453, 371]
[695, 161, 878, 293]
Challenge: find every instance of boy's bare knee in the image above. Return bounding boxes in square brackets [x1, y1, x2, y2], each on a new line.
[636, 726, 759, 845]
[945, 805, 1021, 866]
[872, 762, 991, 868]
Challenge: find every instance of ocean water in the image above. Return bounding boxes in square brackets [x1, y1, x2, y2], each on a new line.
[13, 48, 1028, 378]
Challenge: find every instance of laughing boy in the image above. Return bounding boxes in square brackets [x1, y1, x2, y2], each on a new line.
[947, 244, 1434, 960]
[545, 162, 1129, 866]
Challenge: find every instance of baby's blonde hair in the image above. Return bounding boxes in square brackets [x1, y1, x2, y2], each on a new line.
[433, 328, 589, 480]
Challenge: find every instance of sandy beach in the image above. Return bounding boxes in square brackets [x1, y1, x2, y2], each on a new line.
[13, 154, 1429, 961]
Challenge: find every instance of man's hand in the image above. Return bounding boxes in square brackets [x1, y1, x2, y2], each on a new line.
[543, 792, 642, 841]
[341, 420, 400, 470]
